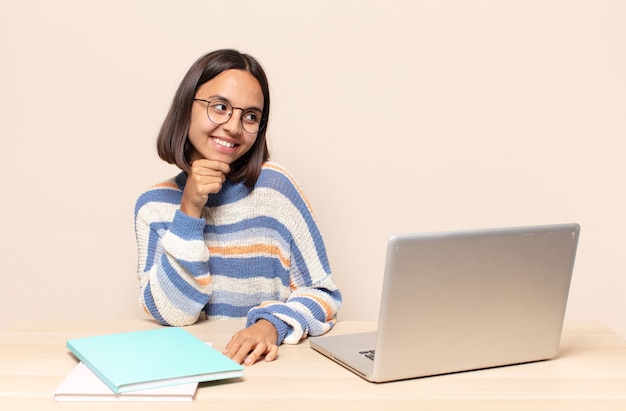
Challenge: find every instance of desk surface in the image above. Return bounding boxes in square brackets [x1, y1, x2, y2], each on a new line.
[1, 319, 626, 410]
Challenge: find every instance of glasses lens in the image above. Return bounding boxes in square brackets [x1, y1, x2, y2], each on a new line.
[207, 100, 231, 125]
[240, 109, 262, 134]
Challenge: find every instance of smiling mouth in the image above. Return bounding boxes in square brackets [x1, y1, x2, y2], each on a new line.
[213, 137, 238, 148]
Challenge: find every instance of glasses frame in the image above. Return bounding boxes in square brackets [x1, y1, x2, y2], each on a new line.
[193, 98, 265, 134]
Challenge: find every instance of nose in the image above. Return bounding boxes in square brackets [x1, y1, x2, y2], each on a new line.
[222, 107, 244, 134]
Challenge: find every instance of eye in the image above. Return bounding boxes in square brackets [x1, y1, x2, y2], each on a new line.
[243, 110, 261, 124]
[209, 100, 230, 113]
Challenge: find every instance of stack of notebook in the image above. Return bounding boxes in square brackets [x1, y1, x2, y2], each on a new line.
[54, 327, 243, 402]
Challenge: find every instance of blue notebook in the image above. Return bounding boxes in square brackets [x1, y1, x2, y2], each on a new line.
[66, 327, 243, 394]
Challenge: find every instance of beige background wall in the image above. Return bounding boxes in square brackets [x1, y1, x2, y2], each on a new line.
[1, 0, 624, 338]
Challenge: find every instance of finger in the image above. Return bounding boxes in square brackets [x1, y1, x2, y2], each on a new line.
[186, 172, 226, 197]
[264, 344, 279, 362]
[233, 341, 255, 365]
[222, 339, 242, 359]
[191, 159, 231, 174]
[244, 342, 270, 366]
[190, 164, 227, 179]
[225, 339, 254, 365]
[213, 160, 231, 174]
[201, 180, 226, 195]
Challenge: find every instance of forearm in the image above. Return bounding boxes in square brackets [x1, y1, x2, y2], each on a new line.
[247, 276, 342, 344]
[136, 209, 212, 326]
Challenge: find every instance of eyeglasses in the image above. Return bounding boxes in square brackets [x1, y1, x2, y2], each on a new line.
[193, 98, 264, 134]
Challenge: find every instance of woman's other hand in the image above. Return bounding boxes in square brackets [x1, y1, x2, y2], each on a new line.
[223, 319, 279, 365]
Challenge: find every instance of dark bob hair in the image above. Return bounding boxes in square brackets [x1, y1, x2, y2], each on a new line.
[156, 49, 271, 188]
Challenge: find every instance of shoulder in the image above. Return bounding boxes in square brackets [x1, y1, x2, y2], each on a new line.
[134, 174, 185, 215]
[257, 162, 302, 191]
[255, 162, 316, 215]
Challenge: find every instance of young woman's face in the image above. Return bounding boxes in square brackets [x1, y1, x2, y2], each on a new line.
[188, 69, 264, 165]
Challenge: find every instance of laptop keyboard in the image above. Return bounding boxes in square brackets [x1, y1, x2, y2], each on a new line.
[359, 349, 375, 360]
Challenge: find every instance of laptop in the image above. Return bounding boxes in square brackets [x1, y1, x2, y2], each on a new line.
[310, 223, 580, 383]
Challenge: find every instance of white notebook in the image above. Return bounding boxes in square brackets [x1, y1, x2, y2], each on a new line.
[53, 362, 198, 402]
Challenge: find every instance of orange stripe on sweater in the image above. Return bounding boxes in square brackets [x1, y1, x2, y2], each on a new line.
[300, 293, 335, 321]
[208, 244, 290, 268]
[256, 294, 334, 322]
[196, 275, 211, 286]
[150, 181, 179, 190]
[257, 300, 281, 308]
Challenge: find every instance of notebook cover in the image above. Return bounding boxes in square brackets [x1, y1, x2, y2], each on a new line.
[53, 362, 198, 402]
[66, 327, 243, 393]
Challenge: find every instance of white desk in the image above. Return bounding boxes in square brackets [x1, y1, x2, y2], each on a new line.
[1, 319, 626, 410]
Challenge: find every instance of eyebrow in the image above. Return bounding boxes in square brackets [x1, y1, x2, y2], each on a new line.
[207, 94, 263, 112]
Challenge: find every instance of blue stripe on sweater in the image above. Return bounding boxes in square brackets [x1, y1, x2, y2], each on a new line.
[145, 225, 167, 271]
[204, 216, 288, 237]
[170, 210, 207, 240]
[134, 186, 182, 214]
[142, 283, 170, 326]
[211, 288, 287, 307]
[205, 302, 253, 318]
[159, 255, 209, 306]
[248, 303, 308, 334]
[290, 296, 328, 321]
[177, 260, 211, 277]
[208, 256, 290, 286]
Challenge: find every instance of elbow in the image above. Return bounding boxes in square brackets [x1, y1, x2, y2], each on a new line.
[142, 303, 201, 327]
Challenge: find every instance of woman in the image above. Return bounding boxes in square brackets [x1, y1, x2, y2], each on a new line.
[134, 49, 342, 366]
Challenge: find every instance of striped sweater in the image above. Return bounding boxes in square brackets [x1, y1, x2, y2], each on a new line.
[134, 162, 342, 344]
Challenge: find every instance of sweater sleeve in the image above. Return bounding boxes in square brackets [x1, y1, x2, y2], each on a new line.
[245, 164, 342, 344]
[135, 191, 213, 326]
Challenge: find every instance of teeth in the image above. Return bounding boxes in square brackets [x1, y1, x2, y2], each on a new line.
[214, 138, 235, 148]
